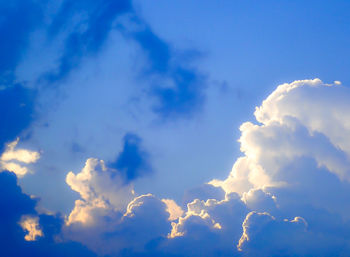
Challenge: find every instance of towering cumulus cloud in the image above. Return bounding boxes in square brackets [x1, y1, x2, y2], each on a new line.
[210, 79, 350, 256]
[51, 79, 350, 256]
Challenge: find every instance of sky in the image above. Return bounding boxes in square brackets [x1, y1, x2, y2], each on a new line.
[2, 0, 350, 256]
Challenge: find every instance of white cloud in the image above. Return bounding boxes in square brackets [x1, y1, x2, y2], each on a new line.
[65, 158, 134, 225]
[64, 192, 171, 256]
[254, 79, 350, 163]
[58, 79, 350, 256]
[206, 79, 350, 255]
[161, 79, 350, 256]
[0, 138, 40, 177]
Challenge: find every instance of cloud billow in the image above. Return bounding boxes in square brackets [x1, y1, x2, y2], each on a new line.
[48, 79, 350, 256]
[3, 79, 350, 256]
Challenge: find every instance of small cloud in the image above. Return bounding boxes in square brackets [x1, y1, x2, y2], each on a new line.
[19, 215, 43, 241]
[0, 138, 40, 177]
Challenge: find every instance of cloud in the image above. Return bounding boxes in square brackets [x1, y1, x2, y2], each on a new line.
[237, 211, 308, 255]
[162, 199, 184, 221]
[0, 138, 40, 177]
[1, 138, 40, 163]
[212, 79, 350, 190]
[66, 158, 135, 225]
[64, 191, 171, 256]
[19, 215, 43, 241]
[9, 79, 341, 257]
[5, 18, 350, 254]
[54, 79, 350, 257]
[63, 157, 247, 256]
[7, 2, 342, 256]
[206, 79, 350, 256]
[64, 158, 175, 256]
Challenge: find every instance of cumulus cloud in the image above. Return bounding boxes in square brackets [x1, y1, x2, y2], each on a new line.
[206, 79, 350, 256]
[63, 156, 246, 255]
[64, 191, 171, 256]
[66, 158, 135, 225]
[237, 211, 308, 255]
[62, 157, 174, 256]
[0, 138, 40, 177]
[4, 78, 350, 256]
[50, 79, 350, 257]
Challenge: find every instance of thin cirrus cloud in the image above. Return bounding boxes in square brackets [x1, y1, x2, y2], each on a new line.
[2, 79, 349, 256]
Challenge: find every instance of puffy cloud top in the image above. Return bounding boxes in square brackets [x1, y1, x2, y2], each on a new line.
[66, 158, 134, 225]
[59, 79, 350, 256]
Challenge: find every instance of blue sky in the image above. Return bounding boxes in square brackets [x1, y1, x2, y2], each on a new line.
[2, 1, 350, 256]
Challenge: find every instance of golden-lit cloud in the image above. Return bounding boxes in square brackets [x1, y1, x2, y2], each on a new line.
[0, 138, 40, 177]
[162, 199, 184, 221]
[19, 216, 43, 241]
